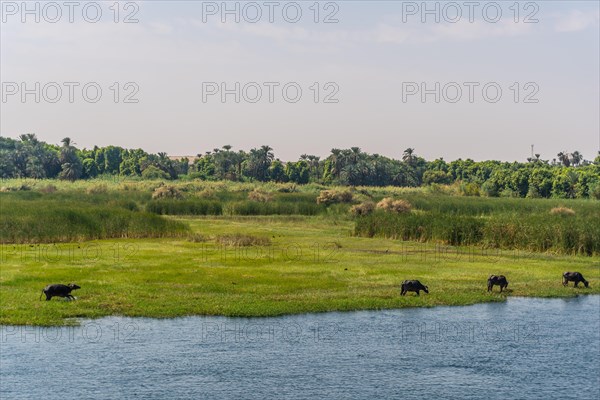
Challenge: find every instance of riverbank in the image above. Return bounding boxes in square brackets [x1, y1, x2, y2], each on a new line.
[1, 216, 598, 326]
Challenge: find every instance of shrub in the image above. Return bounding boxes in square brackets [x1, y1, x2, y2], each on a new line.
[216, 233, 271, 247]
[425, 183, 450, 195]
[142, 165, 170, 180]
[481, 181, 499, 197]
[350, 201, 375, 216]
[459, 182, 480, 197]
[500, 188, 519, 198]
[526, 186, 541, 199]
[550, 207, 575, 216]
[376, 198, 412, 213]
[152, 185, 183, 200]
[316, 190, 353, 205]
[248, 189, 273, 202]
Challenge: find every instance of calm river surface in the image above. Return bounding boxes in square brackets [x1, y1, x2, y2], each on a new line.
[1, 296, 599, 400]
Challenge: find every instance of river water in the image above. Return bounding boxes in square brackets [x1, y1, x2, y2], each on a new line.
[1, 296, 599, 400]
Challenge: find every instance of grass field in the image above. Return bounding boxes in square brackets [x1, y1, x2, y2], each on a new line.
[1, 179, 599, 326]
[1, 214, 598, 326]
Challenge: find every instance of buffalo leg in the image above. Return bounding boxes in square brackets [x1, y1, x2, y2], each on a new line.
[574, 282, 579, 287]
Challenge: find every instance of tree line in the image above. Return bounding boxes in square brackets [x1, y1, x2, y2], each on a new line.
[1, 134, 599, 199]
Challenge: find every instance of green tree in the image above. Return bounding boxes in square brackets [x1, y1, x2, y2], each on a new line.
[82, 158, 98, 178]
[269, 160, 287, 182]
[103, 146, 122, 174]
[552, 170, 579, 198]
[423, 170, 451, 185]
[142, 165, 170, 180]
[58, 137, 82, 181]
[285, 161, 310, 184]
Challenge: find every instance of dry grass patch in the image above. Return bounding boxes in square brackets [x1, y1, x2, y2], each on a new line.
[248, 189, 273, 202]
[316, 189, 353, 205]
[216, 233, 272, 247]
[376, 198, 412, 213]
[197, 188, 217, 199]
[152, 185, 183, 200]
[550, 207, 575, 216]
[350, 201, 375, 216]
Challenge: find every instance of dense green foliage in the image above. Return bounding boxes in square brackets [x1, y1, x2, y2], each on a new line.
[2, 180, 598, 256]
[0, 191, 188, 243]
[146, 200, 223, 215]
[354, 196, 600, 255]
[2, 135, 599, 199]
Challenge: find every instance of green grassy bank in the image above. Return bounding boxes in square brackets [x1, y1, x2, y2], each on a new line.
[1, 216, 598, 326]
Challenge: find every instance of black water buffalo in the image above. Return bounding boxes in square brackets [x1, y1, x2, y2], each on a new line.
[400, 280, 429, 296]
[487, 275, 508, 292]
[40, 284, 81, 301]
[562, 272, 589, 288]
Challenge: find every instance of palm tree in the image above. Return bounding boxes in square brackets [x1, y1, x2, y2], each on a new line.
[260, 145, 274, 160]
[564, 170, 579, 198]
[557, 152, 570, 167]
[571, 151, 583, 167]
[59, 162, 81, 181]
[402, 148, 415, 165]
[349, 147, 362, 164]
[258, 145, 274, 181]
[58, 138, 82, 180]
[19, 133, 38, 144]
[307, 155, 320, 179]
[329, 148, 342, 179]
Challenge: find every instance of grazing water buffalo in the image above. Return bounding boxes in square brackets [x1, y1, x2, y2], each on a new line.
[400, 280, 429, 296]
[487, 275, 508, 292]
[562, 272, 589, 288]
[40, 284, 80, 301]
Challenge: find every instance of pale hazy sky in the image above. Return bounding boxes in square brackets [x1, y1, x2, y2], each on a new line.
[1, 1, 599, 161]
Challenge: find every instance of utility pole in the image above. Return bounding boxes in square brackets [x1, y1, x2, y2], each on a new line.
[531, 144, 534, 160]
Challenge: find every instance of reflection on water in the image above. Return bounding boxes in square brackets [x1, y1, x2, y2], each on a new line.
[1, 296, 599, 400]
